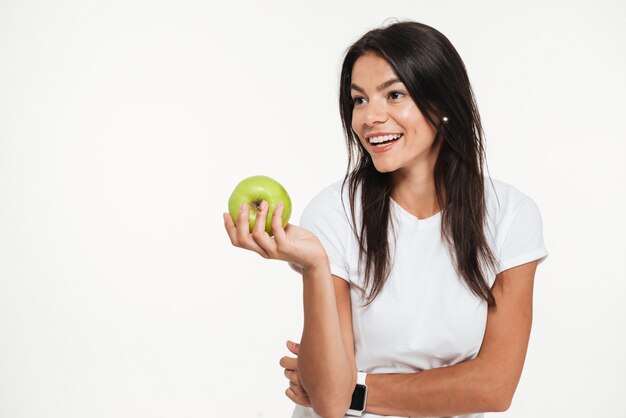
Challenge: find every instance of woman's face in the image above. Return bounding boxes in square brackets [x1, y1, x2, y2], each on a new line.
[350, 52, 440, 175]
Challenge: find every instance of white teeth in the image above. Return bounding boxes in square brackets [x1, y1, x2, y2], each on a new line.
[368, 134, 402, 144]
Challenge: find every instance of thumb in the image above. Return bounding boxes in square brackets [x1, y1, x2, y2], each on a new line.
[286, 340, 300, 355]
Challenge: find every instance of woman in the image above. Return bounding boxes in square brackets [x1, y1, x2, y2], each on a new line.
[224, 21, 547, 418]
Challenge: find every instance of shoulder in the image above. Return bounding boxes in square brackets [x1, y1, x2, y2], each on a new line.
[484, 177, 543, 228]
[484, 177, 548, 273]
[300, 179, 354, 230]
[297, 180, 357, 278]
[485, 178, 532, 208]
[301, 180, 346, 218]
[304, 180, 345, 207]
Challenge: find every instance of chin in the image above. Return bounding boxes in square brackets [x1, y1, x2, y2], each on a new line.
[371, 161, 398, 173]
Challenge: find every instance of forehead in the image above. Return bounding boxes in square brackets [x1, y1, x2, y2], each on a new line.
[351, 52, 399, 86]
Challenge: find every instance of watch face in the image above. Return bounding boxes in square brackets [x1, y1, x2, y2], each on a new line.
[349, 384, 367, 410]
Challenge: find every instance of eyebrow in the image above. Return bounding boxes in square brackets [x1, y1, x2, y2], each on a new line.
[350, 77, 402, 94]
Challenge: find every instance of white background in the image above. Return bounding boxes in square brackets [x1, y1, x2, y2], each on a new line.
[1, 0, 625, 417]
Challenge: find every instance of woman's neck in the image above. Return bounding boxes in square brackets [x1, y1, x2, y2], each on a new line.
[390, 166, 440, 220]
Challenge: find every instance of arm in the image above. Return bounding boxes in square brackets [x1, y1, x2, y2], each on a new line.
[364, 260, 539, 416]
[224, 202, 355, 418]
[294, 273, 356, 418]
[281, 275, 356, 417]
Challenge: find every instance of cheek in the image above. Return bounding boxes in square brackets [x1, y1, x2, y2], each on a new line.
[397, 107, 423, 132]
[351, 114, 365, 142]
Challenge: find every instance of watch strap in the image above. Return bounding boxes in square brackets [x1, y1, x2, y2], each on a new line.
[356, 371, 367, 385]
[347, 371, 368, 416]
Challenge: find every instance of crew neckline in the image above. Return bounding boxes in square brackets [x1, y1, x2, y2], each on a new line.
[390, 197, 442, 229]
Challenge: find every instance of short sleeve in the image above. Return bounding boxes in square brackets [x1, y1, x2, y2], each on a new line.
[294, 185, 351, 282]
[497, 196, 548, 274]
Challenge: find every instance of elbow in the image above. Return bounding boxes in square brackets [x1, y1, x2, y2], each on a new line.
[300, 368, 354, 418]
[312, 406, 347, 418]
[489, 394, 512, 413]
[486, 381, 515, 412]
[310, 395, 352, 418]
[476, 358, 520, 412]
[309, 384, 353, 418]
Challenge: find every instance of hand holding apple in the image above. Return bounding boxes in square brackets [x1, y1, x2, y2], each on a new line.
[227, 175, 292, 236]
[223, 176, 328, 271]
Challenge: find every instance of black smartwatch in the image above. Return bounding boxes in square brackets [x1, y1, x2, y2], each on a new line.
[347, 372, 368, 416]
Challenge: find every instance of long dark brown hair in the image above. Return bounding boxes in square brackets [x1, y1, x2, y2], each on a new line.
[339, 21, 498, 306]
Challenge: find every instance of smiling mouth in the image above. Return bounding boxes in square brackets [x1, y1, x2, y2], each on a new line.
[368, 133, 403, 147]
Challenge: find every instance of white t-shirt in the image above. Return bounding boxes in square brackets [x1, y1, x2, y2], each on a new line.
[291, 178, 548, 418]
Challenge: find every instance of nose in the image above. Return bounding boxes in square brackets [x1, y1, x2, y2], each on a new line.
[363, 99, 387, 127]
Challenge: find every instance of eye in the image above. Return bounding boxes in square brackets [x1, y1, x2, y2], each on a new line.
[388, 91, 405, 101]
[352, 96, 366, 106]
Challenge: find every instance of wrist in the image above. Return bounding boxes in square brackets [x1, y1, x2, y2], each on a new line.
[301, 254, 330, 276]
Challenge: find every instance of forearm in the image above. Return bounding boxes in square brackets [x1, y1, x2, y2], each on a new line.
[366, 358, 510, 417]
[298, 259, 354, 417]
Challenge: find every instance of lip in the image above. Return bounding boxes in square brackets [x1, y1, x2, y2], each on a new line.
[369, 135, 402, 154]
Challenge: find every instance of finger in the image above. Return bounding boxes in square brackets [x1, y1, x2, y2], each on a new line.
[289, 380, 306, 397]
[283, 368, 298, 382]
[285, 369, 302, 388]
[236, 204, 270, 257]
[279, 356, 298, 370]
[235, 203, 251, 244]
[286, 340, 300, 355]
[272, 202, 288, 244]
[223, 213, 240, 247]
[251, 200, 269, 236]
[285, 387, 305, 403]
[251, 201, 278, 256]
[285, 387, 297, 402]
[285, 387, 311, 407]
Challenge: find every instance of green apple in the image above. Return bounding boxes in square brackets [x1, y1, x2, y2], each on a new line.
[228, 175, 292, 235]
